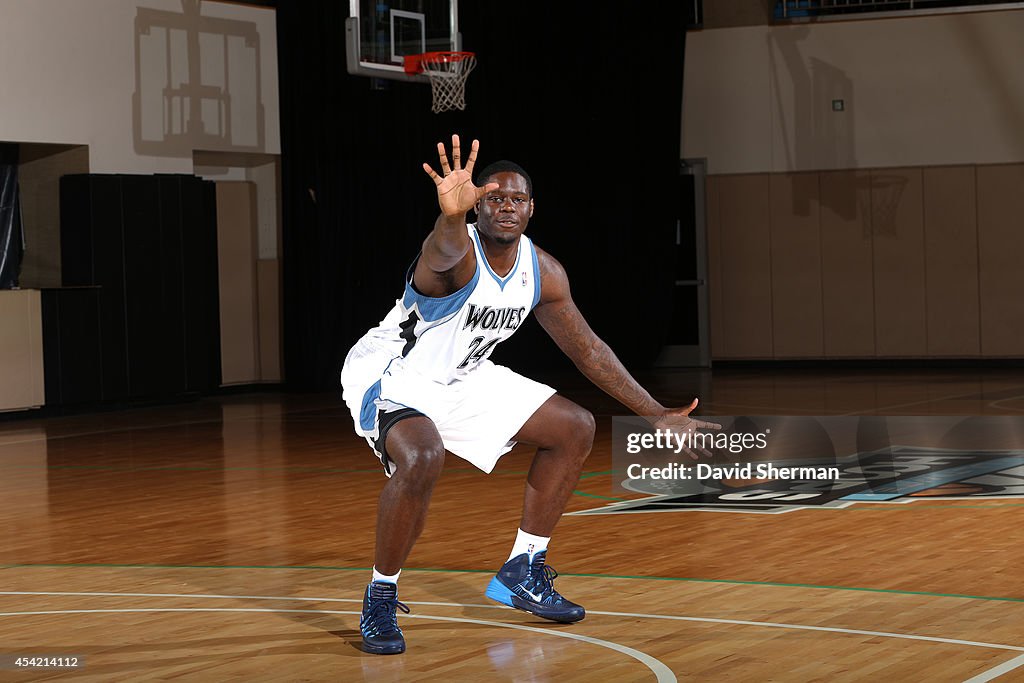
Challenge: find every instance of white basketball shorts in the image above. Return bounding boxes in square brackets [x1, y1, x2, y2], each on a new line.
[341, 345, 556, 475]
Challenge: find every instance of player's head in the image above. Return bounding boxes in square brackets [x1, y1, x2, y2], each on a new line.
[474, 160, 534, 246]
[476, 160, 532, 198]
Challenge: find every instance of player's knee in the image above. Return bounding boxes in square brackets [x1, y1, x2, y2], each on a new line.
[565, 406, 595, 455]
[395, 442, 445, 483]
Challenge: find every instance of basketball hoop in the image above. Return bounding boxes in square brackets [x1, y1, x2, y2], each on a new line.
[857, 174, 908, 238]
[403, 51, 476, 114]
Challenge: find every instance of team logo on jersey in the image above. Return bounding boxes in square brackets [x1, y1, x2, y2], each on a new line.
[569, 447, 1024, 516]
[463, 305, 527, 332]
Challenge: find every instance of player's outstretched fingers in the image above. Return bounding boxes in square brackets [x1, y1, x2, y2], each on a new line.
[475, 181, 500, 201]
[451, 134, 461, 170]
[693, 445, 715, 460]
[465, 139, 481, 174]
[437, 141, 452, 176]
[423, 162, 443, 185]
[684, 398, 722, 431]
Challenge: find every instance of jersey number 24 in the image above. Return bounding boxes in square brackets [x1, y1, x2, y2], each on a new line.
[458, 336, 499, 369]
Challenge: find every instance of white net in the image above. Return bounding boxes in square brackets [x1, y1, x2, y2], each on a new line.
[420, 52, 476, 114]
[857, 174, 908, 238]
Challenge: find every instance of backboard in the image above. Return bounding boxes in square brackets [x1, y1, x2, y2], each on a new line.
[346, 0, 460, 83]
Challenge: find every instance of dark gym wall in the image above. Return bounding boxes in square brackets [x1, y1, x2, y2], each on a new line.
[51, 174, 221, 405]
[277, 3, 687, 390]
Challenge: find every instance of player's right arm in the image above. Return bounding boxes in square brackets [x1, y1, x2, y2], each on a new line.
[415, 135, 498, 297]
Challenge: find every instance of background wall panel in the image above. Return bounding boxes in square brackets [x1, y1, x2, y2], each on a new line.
[770, 172, 823, 357]
[182, 178, 222, 394]
[0, 290, 44, 411]
[922, 166, 980, 357]
[871, 168, 926, 356]
[216, 182, 259, 386]
[819, 170, 875, 357]
[715, 174, 773, 358]
[157, 175, 188, 394]
[977, 164, 1024, 356]
[707, 176, 724, 358]
[56, 174, 220, 404]
[257, 259, 281, 382]
[122, 175, 166, 398]
[41, 288, 102, 406]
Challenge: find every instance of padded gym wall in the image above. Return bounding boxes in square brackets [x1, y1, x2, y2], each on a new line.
[51, 174, 220, 404]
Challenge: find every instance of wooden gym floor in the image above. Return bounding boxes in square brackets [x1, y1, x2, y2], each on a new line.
[1, 367, 1023, 682]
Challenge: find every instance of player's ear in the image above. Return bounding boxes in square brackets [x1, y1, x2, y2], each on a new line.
[529, 199, 535, 218]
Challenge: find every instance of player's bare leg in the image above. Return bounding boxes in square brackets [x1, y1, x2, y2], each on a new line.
[514, 395, 596, 535]
[375, 417, 446, 573]
[485, 395, 594, 622]
[360, 416, 445, 655]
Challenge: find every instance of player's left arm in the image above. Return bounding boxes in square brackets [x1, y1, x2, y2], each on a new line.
[532, 248, 717, 436]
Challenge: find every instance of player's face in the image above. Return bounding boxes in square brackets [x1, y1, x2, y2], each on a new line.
[475, 172, 534, 246]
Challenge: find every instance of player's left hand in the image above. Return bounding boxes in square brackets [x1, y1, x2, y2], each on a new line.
[649, 399, 721, 460]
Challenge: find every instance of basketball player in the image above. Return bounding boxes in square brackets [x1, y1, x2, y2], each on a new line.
[342, 135, 716, 654]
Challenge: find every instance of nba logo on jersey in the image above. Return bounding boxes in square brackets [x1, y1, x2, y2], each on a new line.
[521, 271, 528, 287]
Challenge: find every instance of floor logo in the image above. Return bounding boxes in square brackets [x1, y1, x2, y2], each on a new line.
[571, 447, 1024, 515]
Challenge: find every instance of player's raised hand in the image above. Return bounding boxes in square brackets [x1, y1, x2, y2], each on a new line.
[422, 135, 498, 218]
[650, 399, 722, 460]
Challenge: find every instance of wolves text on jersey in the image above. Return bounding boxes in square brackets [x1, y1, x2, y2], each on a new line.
[462, 305, 527, 332]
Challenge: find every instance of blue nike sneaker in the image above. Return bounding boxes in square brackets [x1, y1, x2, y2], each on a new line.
[360, 581, 410, 654]
[485, 551, 585, 623]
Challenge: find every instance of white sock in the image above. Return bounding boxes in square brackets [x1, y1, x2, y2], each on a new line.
[372, 566, 401, 585]
[507, 528, 550, 562]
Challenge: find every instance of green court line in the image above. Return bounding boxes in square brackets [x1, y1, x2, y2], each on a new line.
[578, 470, 615, 480]
[572, 490, 626, 501]
[2, 563, 1021, 604]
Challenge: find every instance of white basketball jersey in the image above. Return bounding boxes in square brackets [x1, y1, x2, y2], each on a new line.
[357, 224, 541, 385]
